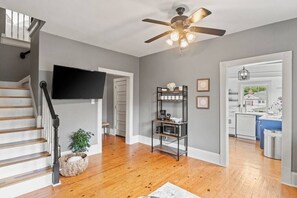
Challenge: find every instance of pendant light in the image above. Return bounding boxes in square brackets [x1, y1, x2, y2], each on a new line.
[238, 66, 250, 81]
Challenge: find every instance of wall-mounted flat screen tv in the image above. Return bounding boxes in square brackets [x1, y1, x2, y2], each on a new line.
[52, 65, 106, 99]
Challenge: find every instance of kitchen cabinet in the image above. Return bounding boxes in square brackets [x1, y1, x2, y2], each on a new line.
[257, 117, 282, 149]
[236, 113, 257, 140]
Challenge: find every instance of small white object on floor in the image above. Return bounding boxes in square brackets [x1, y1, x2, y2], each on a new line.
[149, 182, 200, 198]
[67, 156, 82, 163]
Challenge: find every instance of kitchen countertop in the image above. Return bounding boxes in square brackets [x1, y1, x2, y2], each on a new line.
[258, 114, 282, 121]
[235, 112, 266, 116]
[235, 112, 282, 121]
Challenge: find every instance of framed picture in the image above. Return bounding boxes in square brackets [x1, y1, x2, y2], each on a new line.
[196, 96, 210, 109]
[197, 78, 210, 92]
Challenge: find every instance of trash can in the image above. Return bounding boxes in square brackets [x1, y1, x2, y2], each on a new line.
[264, 129, 282, 159]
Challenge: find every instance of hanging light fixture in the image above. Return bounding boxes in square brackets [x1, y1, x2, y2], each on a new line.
[238, 66, 250, 81]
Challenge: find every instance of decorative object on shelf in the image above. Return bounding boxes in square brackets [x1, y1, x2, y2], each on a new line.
[167, 82, 176, 91]
[159, 110, 166, 120]
[171, 117, 182, 123]
[197, 78, 210, 92]
[142, 7, 226, 50]
[60, 129, 94, 177]
[238, 66, 250, 81]
[196, 96, 210, 109]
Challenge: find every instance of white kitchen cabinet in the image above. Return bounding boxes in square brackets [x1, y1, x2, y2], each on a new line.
[236, 113, 256, 140]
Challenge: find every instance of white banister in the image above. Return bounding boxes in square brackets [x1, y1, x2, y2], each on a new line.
[5, 9, 31, 42]
[41, 91, 55, 164]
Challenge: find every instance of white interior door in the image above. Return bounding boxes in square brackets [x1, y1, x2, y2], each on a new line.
[114, 78, 127, 137]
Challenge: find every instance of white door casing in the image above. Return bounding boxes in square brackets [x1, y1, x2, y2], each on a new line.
[98, 67, 134, 150]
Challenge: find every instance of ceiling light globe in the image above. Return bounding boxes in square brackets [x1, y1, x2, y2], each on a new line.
[180, 38, 189, 49]
[170, 31, 179, 41]
[166, 39, 173, 46]
[186, 33, 195, 42]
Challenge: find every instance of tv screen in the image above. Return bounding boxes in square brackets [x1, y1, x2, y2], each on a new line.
[52, 65, 106, 99]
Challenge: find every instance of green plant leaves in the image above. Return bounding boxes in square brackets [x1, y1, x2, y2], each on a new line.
[68, 128, 94, 153]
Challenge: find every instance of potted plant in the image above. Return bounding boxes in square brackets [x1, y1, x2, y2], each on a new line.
[59, 129, 94, 177]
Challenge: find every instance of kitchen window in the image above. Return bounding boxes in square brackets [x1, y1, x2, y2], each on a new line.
[240, 84, 268, 112]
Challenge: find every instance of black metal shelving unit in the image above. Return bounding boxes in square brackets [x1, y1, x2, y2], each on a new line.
[151, 86, 188, 160]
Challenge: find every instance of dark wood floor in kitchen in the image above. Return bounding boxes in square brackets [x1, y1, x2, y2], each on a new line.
[20, 135, 297, 198]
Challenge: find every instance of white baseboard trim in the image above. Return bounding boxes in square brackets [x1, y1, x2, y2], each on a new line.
[138, 135, 221, 166]
[291, 172, 297, 187]
[128, 135, 140, 145]
[61, 144, 101, 156]
[188, 146, 221, 166]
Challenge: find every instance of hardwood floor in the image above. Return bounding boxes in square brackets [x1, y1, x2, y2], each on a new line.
[20, 135, 297, 198]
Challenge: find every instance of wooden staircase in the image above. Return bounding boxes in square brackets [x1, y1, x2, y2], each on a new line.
[0, 81, 52, 197]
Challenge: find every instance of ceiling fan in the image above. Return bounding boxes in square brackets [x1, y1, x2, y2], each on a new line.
[142, 7, 226, 49]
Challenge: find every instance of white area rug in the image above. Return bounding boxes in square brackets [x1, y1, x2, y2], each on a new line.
[148, 182, 200, 198]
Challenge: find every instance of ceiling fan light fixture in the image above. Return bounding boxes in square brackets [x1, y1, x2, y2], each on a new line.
[170, 31, 180, 41]
[180, 38, 189, 49]
[166, 39, 173, 46]
[186, 32, 195, 42]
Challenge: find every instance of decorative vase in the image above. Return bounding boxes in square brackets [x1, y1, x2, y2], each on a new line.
[167, 82, 176, 91]
[59, 152, 88, 177]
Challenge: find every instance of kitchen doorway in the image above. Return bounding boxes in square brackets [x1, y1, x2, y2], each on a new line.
[220, 51, 293, 185]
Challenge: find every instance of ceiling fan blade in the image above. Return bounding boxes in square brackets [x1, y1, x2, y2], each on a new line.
[187, 8, 212, 24]
[142, 18, 171, 26]
[145, 30, 172, 43]
[190, 26, 226, 36]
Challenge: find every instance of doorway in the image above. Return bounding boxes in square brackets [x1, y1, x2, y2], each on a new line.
[97, 67, 134, 153]
[220, 51, 293, 185]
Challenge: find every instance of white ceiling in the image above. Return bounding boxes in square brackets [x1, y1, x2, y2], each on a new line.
[1, 0, 297, 57]
[227, 62, 282, 78]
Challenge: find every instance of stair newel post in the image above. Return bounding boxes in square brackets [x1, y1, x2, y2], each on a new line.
[52, 115, 60, 185]
[40, 81, 60, 185]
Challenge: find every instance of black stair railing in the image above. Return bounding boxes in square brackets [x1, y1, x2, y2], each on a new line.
[40, 81, 60, 185]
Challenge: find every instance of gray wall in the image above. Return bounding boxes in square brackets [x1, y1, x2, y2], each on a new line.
[0, 44, 30, 81]
[0, 8, 31, 82]
[140, 18, 297, 171]
[38, 31, 139, 151]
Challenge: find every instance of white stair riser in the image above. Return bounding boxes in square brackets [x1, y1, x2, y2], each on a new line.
[0, 130, 41, 144]
[0, 98, 32, 106]
[0, 143, 45, 160]
[0, 118, 35, 130]
[0, 173, 52, 198]
[0, 81, 20, 87]
[0, 157, 51, 179]
[0, 89, 30, 97]
[0, 107, 34, 118]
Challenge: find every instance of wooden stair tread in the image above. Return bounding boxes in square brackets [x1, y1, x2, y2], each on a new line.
[0, 152, 50, 167]
[0, 127, 43, 134]
[0, 86, 29, 90]
[0, 166, 51, 188]
[0, 106, 33, 109]
[0, 96, 31, 98]
[0, 138, 47, 149]
[0, 116, 35, 121]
